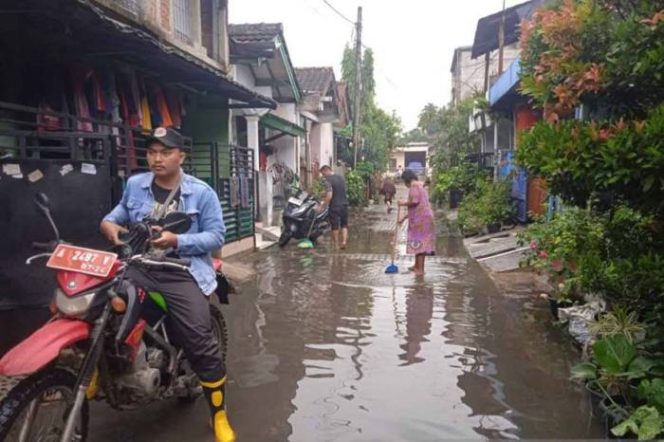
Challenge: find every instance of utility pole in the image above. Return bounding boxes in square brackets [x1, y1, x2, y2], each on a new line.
[498, 0, 506, 74]
[352, 6, 363, 168]
[484, 52, 491, 93]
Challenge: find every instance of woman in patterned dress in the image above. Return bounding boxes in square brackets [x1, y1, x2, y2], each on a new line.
[397, 169, 435, 276]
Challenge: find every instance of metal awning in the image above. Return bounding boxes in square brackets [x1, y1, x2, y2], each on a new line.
[489, 58, 523, 110]
[471, 0, 550, 59]
[260, 113, 306, 138]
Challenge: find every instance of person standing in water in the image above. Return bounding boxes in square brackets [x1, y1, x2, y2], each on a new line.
[397, 169, 435, 276]
[320, 165, 349, 249]
[379, 176, 397, 214]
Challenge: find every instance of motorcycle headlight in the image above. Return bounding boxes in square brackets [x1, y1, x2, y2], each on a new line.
[55, 289, 97, 317]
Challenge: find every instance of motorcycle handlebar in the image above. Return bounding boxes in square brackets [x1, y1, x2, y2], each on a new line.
[128, 255, 191, 270]
[161, 257, 191, 266]
[32, 241, 55, 251]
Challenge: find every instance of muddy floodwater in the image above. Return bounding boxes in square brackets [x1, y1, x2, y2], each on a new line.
[87, 205, 603, 441]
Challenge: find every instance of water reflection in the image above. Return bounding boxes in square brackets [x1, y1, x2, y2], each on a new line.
[222, 215, 604, 441]
[399, 286, 434, 366]
[84, 208, 603, 441]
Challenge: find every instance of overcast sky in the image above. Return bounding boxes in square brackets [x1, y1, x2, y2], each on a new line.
[230, 0, 524, 131]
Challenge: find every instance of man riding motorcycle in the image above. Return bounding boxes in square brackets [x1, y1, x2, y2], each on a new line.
[100, 127, 235, 442]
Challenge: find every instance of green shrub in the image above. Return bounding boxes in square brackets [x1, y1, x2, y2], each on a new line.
[306, 178, 327, 200]
[519, 205, 664, 312]
[346, 170, 365, 207]
[457, 179, 513, 233]
[432, 162, 488, 204]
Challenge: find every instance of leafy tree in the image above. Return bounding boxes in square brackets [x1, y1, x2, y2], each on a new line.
[427, 97, 481, 170]
[518, 0, 664, 217]
[418, 103, 443, 136]
[340, 44, 401, 172]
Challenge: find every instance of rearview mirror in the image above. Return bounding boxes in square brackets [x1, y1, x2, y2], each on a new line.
[160, 212, 192, 234]
[33, 192, 60, 241]
[34, 192, 50, 211]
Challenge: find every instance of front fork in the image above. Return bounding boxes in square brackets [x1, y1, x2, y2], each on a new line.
[60, 304, 111, 442]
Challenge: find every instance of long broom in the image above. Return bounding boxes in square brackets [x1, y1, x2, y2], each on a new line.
[385, 205, 401, 274]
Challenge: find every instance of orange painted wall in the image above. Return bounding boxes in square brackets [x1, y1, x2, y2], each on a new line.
[515, 105, 547, 218]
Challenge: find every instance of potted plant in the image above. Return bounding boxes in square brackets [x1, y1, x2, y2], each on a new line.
[481, 181, 513, 232]
[572, 318, 662, 440]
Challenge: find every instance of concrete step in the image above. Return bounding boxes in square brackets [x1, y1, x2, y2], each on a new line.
[255, 224, 282, 242]
[255, 233, 277, 250]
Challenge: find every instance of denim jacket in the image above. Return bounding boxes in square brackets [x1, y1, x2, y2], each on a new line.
[104, 171, 226, 295]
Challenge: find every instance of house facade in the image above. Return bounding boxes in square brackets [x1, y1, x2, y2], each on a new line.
[0, 0, 277, 310]
[468, 0, 551, 223]
[296, 67, 344, 185]
[229, 23, 304, 227]
[450, 44, 519, 106]
[388, 142, 431, 177]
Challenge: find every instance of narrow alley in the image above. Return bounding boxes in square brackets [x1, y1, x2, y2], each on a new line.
[89, 199, 603, 441]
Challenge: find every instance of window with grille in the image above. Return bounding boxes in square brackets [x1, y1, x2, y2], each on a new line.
[172, 0, 194, 45]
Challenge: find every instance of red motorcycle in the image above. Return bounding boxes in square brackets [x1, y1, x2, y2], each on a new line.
[0, 193, 232, 441]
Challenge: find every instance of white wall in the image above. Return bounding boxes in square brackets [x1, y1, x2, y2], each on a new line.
[270, 103, 301, 174]
[309, 123, 321, 165]
[451, 45, 520, 105]
[392, 151, 405, 170]
[274, 103, 297, 123]
[234, 64, 255, 89]
[319, 122, 334, 167]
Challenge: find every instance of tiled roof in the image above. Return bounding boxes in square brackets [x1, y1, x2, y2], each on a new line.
[295, 67, 335, 94]
[229, 23, 282, 43]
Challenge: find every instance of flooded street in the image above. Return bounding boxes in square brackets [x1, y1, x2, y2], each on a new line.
[90, 202, 603, 441]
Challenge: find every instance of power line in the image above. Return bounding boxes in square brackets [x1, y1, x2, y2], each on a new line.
[321, 0, 355, 25]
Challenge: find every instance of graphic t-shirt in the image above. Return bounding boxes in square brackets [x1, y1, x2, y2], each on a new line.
[149, 181, 182, 259]
[151, 181, 181, 219]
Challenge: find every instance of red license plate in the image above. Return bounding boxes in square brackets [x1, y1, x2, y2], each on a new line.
[47, 244, 118, 277]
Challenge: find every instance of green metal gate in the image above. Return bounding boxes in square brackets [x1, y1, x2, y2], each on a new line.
[190, 142, 254, 243]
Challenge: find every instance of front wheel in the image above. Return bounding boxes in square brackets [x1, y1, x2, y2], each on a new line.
[0, 369, 89, 441]
[278, 231, 292, 247]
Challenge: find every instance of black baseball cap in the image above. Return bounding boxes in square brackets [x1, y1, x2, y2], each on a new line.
[146, 127, 184, 150]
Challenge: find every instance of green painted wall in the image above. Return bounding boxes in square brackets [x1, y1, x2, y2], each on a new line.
[181, 96, 231, 181]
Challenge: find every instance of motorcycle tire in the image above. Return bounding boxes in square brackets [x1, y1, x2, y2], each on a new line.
[0, 369, 89, 441]
[209, 303, 228, 362]
[278, 231, 292, 247]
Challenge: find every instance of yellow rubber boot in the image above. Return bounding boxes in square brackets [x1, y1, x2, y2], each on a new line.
[201, 376, 236, 442]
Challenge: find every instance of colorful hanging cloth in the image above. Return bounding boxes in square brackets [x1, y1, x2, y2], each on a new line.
[70, 66, 93, 132]
[155, 87, 173, 127]
[129, 70, 143, 125]
[140, 94, 152, 130]
[165, 89, 182, 128]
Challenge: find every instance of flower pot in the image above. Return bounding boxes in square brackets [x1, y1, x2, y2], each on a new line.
[487, 222, 501, 234]
[449, 188, 464, 209]
[598, 397, 630, 440]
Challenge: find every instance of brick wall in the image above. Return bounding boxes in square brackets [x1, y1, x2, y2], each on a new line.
[90, 0, 228, 72]
[159, 0, 171, 33]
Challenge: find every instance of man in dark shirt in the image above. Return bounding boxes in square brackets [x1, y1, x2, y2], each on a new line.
[320, 165, 349, 249]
